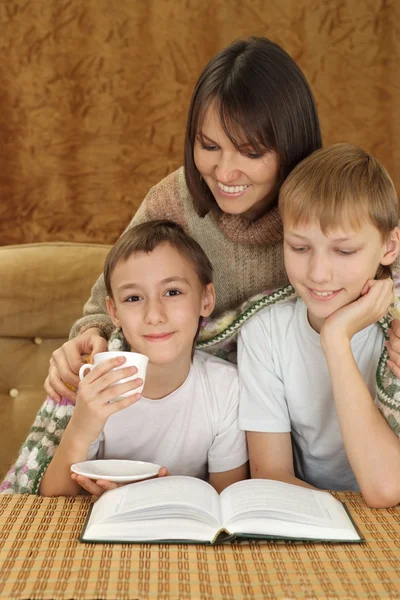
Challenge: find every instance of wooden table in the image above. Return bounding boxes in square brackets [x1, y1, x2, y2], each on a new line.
[0, 491, 399, 599]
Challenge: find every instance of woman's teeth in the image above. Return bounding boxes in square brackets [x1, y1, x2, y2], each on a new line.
[217, 182, 249, 193]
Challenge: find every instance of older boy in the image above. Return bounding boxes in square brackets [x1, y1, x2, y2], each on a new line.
[238, 144, 400, 508]
[3, 221, 247, 496]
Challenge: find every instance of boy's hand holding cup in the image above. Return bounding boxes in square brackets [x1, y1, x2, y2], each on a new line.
[69, 351, 149, 445]
[79, 351, 149, 400]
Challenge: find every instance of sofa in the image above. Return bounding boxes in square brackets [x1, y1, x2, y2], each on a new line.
[0, 242, 111, 479]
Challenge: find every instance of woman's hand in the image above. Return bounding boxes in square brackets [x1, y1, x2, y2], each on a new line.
[385, 319, 400, 378]
[71, 467, 169, 499]
[44, 328, 108, 403]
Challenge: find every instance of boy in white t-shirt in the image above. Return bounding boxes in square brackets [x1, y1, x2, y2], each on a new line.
[39, 220, 248, 497]
[238, 143, 400, 508]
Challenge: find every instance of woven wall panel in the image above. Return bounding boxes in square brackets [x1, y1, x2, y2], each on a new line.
[0, 0, 398, 245]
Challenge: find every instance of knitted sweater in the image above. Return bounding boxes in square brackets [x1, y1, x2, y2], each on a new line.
[70, 167, 288, 340]
[2, 285, 400, 495]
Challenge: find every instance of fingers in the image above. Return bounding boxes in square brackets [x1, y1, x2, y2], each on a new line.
[106, 390, 142, 413]
[366, 277, 393, 299]
[90, 336, 108, 359]
[77, 358, 143, 407]
[60, 343, 85, 381]
[71, 473, 106, 497]
[391, 319, 400, 337]
[93, 479, 120, 491]
[387, 327, 400, 354]
[63, 331, 106, 375]
[83, 361, 140, 388]
[82, 357, 128, 385]
[46, 362, 77, 403]
[386, 328, 400, 378]
[44, 374, 62, 403]
[387, 359, 400, 379]
[363, 278, 394, 318]
[82, 359, 143, 397]
[385, 320, 400, 376]
[51, 332, 108, 392]
[71, 470, 169, 498]
[51, 348, 81, 388]
[71, 473, 122, 498]
[385, 316, 400, 378]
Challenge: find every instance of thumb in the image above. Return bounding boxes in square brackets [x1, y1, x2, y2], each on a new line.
[91, 336, 108, 357]
[360, 279, 374, 296]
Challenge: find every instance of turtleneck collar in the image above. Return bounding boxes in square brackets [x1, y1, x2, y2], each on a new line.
[212, 206, 283, 246]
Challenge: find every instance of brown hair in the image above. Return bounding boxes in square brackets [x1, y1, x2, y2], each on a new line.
[104, 219, 213, 297]
[184, 36, 322, 217]
[279, 143, 399, 278]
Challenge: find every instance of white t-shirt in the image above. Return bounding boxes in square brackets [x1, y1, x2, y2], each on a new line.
[238, 297, 384, 491]
[87, 351, 248, 480]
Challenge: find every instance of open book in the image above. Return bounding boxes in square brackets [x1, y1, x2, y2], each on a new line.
[81, 476, 363, 544]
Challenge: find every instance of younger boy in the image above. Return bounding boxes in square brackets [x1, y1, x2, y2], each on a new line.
[238, 144, 400, 508]
[3, 221, 248, 496]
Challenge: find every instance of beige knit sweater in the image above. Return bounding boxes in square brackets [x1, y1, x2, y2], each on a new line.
[70, 167, 288, 339]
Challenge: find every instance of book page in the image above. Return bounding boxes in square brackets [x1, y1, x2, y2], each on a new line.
[221, 479, 349, 529]
[89, 476, 222, 526]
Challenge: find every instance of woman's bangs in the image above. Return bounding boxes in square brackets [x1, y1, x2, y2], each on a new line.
[216, 96, 273, 156]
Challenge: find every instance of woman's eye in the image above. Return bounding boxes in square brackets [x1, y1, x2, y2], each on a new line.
[338, 250, 356, 256]
[201, 143, 219, 151]
[125, 295, 141, 302]
[243, 151, 261, 159]
[165, 289, 181, 297]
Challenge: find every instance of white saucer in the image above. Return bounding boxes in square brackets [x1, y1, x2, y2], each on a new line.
[70, 459, 161, 482]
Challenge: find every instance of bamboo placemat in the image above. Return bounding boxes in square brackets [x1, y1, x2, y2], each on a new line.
[0, 492, 399, 599]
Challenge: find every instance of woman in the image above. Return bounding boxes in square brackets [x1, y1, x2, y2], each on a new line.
[46, 35, 323, 402]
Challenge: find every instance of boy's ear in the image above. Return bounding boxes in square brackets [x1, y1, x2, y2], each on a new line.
[200, 283, 216, 318]
[380, 228, 400, 266]
[106, 296, 122, 328]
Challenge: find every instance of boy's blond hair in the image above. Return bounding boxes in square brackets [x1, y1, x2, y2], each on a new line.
[279, 143, 399, 241]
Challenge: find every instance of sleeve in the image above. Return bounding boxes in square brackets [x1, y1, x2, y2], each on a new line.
[207, 376, 248, 473]
[69, 169, 187, 339]
[0, 397, 74, 495]
[237, 312, 291, 433]
[86, 432, 104, 460]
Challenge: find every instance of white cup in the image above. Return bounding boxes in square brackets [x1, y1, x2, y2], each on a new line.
[79, 351, 149, 400]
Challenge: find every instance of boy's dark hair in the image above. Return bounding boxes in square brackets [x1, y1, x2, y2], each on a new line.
[184, 36, 322, 217]
[104, 219, 213, 297]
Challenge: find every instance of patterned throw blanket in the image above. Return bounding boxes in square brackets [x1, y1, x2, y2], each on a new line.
[1, 285, 399, 494]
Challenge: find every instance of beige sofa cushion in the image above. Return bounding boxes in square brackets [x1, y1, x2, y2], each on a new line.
[0, 242, 111, 478]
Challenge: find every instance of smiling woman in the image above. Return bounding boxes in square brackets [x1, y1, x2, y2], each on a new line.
[44, 35, 324, 401]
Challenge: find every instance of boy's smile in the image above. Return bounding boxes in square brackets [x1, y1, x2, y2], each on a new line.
[284, 221, 396, 333]
[106, 243, 214, 371]
[143, 332, 175, 342]
[308, 288, 343, 302]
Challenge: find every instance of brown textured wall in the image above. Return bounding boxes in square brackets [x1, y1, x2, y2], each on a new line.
[0, 0, 398, 245]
